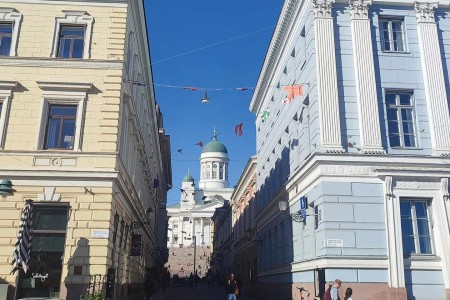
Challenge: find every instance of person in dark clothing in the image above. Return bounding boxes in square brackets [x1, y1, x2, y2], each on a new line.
[225, 273, 238, 300]
[144, 273, 155, 300]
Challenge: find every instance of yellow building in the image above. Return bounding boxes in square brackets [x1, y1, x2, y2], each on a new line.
[0, 0, 171, 299]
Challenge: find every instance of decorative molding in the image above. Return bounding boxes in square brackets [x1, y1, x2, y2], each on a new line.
[0, 80, 17, 149]
[0, 57, 123, 69]
[38, 187, 61, 202]
[414, 2, 438, 23]
[37, 81, 92, 94]
[394, 180, 441, 190]
[51, 11, 94, 59]
[441, 178, 449, 201]
[385, 176, 394, 198]
[313, 0, 335, 18]
[349, 0, 372, 19]
[0, 7, 22, 56]
[33, 157, 77, 167]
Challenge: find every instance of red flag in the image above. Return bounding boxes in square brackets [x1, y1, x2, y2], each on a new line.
[196, 141, 203, 147]
[235, 123, 243, 137]
[283, 85, 303, 105]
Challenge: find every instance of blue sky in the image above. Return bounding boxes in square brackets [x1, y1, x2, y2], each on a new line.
[146, 1, 283, 206]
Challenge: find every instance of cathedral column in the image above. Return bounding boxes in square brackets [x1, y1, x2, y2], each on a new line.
[201, 217, 205, 244]
[415, 2, 450, 155]
[349, 0, 384, 154]
[191, 217, 196, 244]
[313, 0, 344, 153]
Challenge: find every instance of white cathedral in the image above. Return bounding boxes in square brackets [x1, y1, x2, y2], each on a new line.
[167, 131, 234, 248]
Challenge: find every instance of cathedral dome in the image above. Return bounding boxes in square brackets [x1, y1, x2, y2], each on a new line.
[202, 133, 228, 154]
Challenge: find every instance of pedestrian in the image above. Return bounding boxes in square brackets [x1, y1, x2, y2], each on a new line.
[331, 279, 342, 300]
[225, 273, 238, 300]
[344, 287, 353, 300]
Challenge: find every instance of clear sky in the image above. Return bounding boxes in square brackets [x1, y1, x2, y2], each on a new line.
[146, 1, 284, 206]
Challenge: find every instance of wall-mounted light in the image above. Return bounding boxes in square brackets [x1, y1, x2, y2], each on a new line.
[0, 179, 15, 197]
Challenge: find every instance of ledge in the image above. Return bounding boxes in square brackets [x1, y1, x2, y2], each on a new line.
[37, 81, 93, 93]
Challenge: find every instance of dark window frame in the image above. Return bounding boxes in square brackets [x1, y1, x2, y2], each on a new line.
[57, 24, 86, 59]
[43, 104, 77, 150]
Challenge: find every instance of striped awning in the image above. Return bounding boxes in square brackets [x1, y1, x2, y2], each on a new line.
[11, 200, 34, 274]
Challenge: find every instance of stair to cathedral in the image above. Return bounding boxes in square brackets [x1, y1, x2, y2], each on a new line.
[167, 246, 211, 278]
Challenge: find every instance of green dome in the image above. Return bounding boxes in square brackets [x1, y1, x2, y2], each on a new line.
[202, 133, 228, 154]
[182, 170, 195, 182]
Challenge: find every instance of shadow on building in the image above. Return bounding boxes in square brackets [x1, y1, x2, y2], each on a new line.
[64, 237, 91, 300]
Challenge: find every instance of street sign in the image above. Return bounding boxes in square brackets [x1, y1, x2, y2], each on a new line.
[300, 196, 307, 220]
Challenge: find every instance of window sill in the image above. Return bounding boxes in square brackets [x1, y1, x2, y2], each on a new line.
[380, 51, 411, 55]
[390, 147, 423, 150]
[404, 255, 438, 261]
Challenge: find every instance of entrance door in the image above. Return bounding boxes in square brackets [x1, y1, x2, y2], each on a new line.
[16, 204, 68, 299]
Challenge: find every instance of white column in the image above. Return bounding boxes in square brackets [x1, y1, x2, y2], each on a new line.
[201, 217, 205, 244]
[349, 0, 384, 154]
[384, 177, 405, 288]
[313, 0, 344, 153]
[415, 2, 450, 155]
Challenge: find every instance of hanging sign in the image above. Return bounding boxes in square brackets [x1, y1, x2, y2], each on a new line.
[300, 196, 308, 220]
[130, 234, 142, 256]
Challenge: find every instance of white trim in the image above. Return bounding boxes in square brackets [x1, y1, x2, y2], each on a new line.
[36, 81, 92, 151]
[0, 80, 17, 149]
[0, 0, 127, 7]
[0, 57, 123, 69]
[51, 10, 94, 59]
[0, 7, 22, 56]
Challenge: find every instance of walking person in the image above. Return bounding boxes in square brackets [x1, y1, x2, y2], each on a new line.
[225, 273, 238, 300]
[344, 287, 353, 300]
[331, 279, 342, 300]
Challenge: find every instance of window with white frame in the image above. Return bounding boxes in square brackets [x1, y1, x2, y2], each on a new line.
[0, 22, 12, 56]
[0, 81, 17, 148]
[400, 199, 433, 256]
[385, 91, 417, 148]
[37, 82, 92, 151]
[380, 18, 407, 52]
[0, 8, 22, 56]
[51, 11, 93, 59]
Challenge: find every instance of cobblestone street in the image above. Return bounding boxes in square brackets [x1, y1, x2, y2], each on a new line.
[152, 283, 257, 300]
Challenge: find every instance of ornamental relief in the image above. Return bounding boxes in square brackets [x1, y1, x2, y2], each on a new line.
[394, 181, 441, 190]
[349, 0, 372, 20]
[313, 0, 334, 18]
[414, 2, 438, 23]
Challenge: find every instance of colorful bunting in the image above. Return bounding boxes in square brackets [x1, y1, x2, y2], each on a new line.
[196, 142, 204, 147]
[177, 149, 183, 153]
[283, 84, 303, 105]
[182, 87, 201, 91]
[235, 123, 244, 137]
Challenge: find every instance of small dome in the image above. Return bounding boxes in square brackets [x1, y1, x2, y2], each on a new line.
[202, 132, 228, 154]
[182, 170, 195, 182]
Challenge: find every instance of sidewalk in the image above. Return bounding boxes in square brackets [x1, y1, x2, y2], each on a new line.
[151, 282, 257, 300]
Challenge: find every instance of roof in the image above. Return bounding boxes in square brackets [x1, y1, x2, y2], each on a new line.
[202, 131, 228, 154]
[182, 169, 194, 182]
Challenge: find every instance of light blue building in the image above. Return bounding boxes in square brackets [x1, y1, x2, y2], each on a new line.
[250, 1, 450, 299]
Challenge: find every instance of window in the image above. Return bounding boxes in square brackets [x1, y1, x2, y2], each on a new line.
[173, 224, 178, 228]
[44, 105, 77, 149]
[380, 18, 407, 52]
[400, 199, 433, 256]
[51, 11, 93, 59]
[219, 163, 224, 180]
[385, 91, 417, 148]
[0, 22, 12, 56]
[212, 163, 218, 179]
[57, 25, 85, 58]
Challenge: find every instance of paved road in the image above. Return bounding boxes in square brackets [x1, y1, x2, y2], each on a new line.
[152, 283, 256, 300]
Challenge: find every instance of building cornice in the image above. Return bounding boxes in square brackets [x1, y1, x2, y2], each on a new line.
[249, 0, 301, 113]
[0, 0, 127, 7]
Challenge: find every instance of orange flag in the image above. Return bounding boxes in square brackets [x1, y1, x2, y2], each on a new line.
[283, 85, 303, 105]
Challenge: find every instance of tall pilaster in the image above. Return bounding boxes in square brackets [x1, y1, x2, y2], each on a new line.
[415, 2, 450, 155]
[349, 0, 384, 154]
[437, 178, 450, 290]
[201, 217, 205, 244]
[313, 0, 344, 153]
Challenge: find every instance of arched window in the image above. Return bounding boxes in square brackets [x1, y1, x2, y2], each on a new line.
[212, 162, 218, 179]
[206, 163, 211, 179]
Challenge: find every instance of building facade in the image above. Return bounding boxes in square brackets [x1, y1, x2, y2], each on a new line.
[0, 0, 171, 299]
[211, 200, 233, 279]
[250, 1, 450, 300]
[231, 156, 257, 296]
[166, 133, 234, 276]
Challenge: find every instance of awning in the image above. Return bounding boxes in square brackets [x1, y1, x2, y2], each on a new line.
[11, 199, 34, 274]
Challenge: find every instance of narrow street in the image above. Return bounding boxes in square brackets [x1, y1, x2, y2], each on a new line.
[152, 283, 257, 300]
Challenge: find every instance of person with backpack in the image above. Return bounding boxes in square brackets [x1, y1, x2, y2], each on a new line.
[330, 279, 342, 300]
[225, 273, 238, 300]
[323, 284, 333, 300]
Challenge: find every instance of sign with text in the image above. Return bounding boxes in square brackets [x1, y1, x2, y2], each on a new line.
[300, 196, 308, 220]
[326, 239, 344, 247]
[91, 230, 110, 239]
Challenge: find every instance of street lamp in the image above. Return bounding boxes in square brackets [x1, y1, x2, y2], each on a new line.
[278, 200, 304, 222]
[192, 236, 197, 275]
[131, 218, 152, 230]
